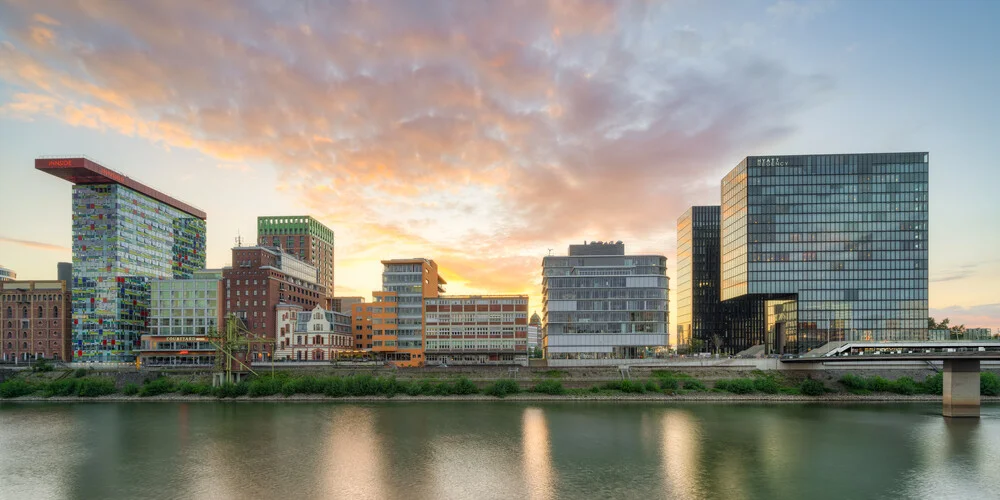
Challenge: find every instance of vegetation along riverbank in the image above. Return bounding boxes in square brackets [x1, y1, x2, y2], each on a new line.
[3, 366, 1000, 402]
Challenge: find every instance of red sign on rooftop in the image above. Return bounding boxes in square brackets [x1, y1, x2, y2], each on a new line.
[35, 157, 207, 220]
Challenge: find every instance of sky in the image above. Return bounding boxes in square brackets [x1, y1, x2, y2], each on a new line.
[1, 0, 998, 332]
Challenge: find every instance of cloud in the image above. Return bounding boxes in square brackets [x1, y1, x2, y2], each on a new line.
[932, 258, 1000, 282]
[930, 304, 1000, 330]
[767, 0, 836, 21]
[0, 0, 833, 303]
[0, 236, 69, 252]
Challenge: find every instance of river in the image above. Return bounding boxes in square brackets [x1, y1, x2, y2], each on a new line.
[1, 401, 998, 499]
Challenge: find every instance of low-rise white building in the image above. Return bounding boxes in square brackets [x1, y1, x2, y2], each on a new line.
[276, 304, 353, 361]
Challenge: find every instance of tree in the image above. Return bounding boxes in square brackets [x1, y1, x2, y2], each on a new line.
[690, 338, 705, 353]
[928, 317, 937, 329]
[710, 334, 724, 356]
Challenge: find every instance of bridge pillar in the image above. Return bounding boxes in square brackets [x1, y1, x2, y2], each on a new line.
[943, 359, 980, 418]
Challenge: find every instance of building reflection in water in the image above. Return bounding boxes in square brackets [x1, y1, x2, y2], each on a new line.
[522, 407, 555, 500]
[660, 410, 705, 500]
[323, 406, 386, 500]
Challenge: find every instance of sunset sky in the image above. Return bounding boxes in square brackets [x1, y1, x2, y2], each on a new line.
[1, 0, 998, 331]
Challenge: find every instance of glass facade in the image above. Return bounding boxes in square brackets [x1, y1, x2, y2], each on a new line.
[71, 184, 206, 362]
[542, 242, 669, 361]
[720, 152, 929, 354]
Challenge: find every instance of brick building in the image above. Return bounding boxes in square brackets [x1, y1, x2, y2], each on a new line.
[222, 246, 326, 361]
[2, 281, 72, 362]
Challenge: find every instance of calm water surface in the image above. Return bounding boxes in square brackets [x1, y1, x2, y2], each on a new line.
[1, 401, 998, 500]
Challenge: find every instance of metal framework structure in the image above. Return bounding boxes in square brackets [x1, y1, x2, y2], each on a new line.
[208, 314, 275, 385]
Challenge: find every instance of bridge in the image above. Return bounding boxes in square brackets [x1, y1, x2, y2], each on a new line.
[783, 341, 1000, 418]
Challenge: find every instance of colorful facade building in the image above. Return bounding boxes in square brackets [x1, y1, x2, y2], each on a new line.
[376, 259, 446, 367]
[257, 216, 335, 298]
[221, 246, 326, 362]
[138, 269, 223, 367]
[424, 295, 530, 366]
[1, 280, 72, 362]
[0, 265, 16, 282]
[274, 304, 353, 361]
[37, 157, 206, 362]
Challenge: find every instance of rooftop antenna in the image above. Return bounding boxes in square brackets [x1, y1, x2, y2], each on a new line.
[547, 248, 553, 256]
[235, 231, 243, 248]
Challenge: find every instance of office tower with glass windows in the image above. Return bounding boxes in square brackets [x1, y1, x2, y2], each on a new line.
[375, 259, 446, 366]
[542, 241, 669, 365]
[423, 295, 530, 366]
[720, 152, 929, 354]
[37, 157, 207, 362]
[257, 216, 335, 297]
[139, 269, 223, 367]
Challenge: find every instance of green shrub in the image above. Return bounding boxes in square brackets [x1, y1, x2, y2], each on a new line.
[322, 377, 346, 397]
[452, 377, 479, 395]
[31, 358, 54, 372]
[139, 377, 176, 397]
[531, 380, 566, 395]
[76, 377, 115, 397]
[177, 381, 212, 395]
[214, 382, 249, 398]
[753, 377, 781, 394]
[73, 368, 87, 378]
[403, 381, 425, 396]
[644, 379, 660, 393]
[123, 383, 140, 396]
[619, 380, 646, 394]
[800, 378, 826, 396]
[867, 376, 891, 393]
[542, 370, 566, 378]
[601, 380, 623, 391]
[248, 376, 283, 397]
[920, 373, 943, 394]
[839, 374, 867, 391]
[890, 377, 918, 395]
[484, 379, 520, 398]
[982, 372, 1000, 396]
[658, 377, 679, 392]
[716, 378, 755, 394]
[682, 379, 707, 392]
[0, 379, 36, 398]
[42, 379, 78, 397]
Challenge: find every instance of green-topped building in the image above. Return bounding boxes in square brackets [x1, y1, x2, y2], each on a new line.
[257, 216, 335, 297]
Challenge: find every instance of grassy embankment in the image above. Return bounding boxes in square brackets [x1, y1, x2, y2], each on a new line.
[4, 367, 1000, 400]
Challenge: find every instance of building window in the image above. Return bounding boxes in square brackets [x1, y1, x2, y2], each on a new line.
[53, 306, 59, 318]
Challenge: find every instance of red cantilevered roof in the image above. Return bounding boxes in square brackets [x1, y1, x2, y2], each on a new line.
[35, 157, 207, 220]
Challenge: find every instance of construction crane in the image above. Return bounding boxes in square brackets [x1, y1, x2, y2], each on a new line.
[207, 313, 275, 386]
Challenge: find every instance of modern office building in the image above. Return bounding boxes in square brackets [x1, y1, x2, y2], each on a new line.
[424, 295, 530, 366]
[274, 304, 353, 361]
[257, 216, 335, 297]
[0, 265, 16, 282]
[138, 269, 223, 367]
[676, 207, 768, 354]
[1, 280, 72, 362]
[221, 246, 327, 361]
[57, 263, 72, 284]
[720, 152, 929, 354]
[37, 157, 206, 362]
[375, 259, 446, 366]
[542, 241, 669, 365]
[528, 312, 542, 353]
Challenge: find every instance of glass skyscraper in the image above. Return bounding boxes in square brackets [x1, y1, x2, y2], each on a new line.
[720, 152, 929, 354]
[37, 157, 207, 362]
[542, 241, 669, 364]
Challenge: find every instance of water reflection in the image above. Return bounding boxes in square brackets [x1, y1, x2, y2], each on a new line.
[660, 409, 704, 500]
[522, 407, 554, 500]
[323, 406, 386, 500]
[4, 402, 1000, 500]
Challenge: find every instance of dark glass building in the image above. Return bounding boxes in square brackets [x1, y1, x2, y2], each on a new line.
[676, 206, 766, 354]
[721, 152, 929, 354]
